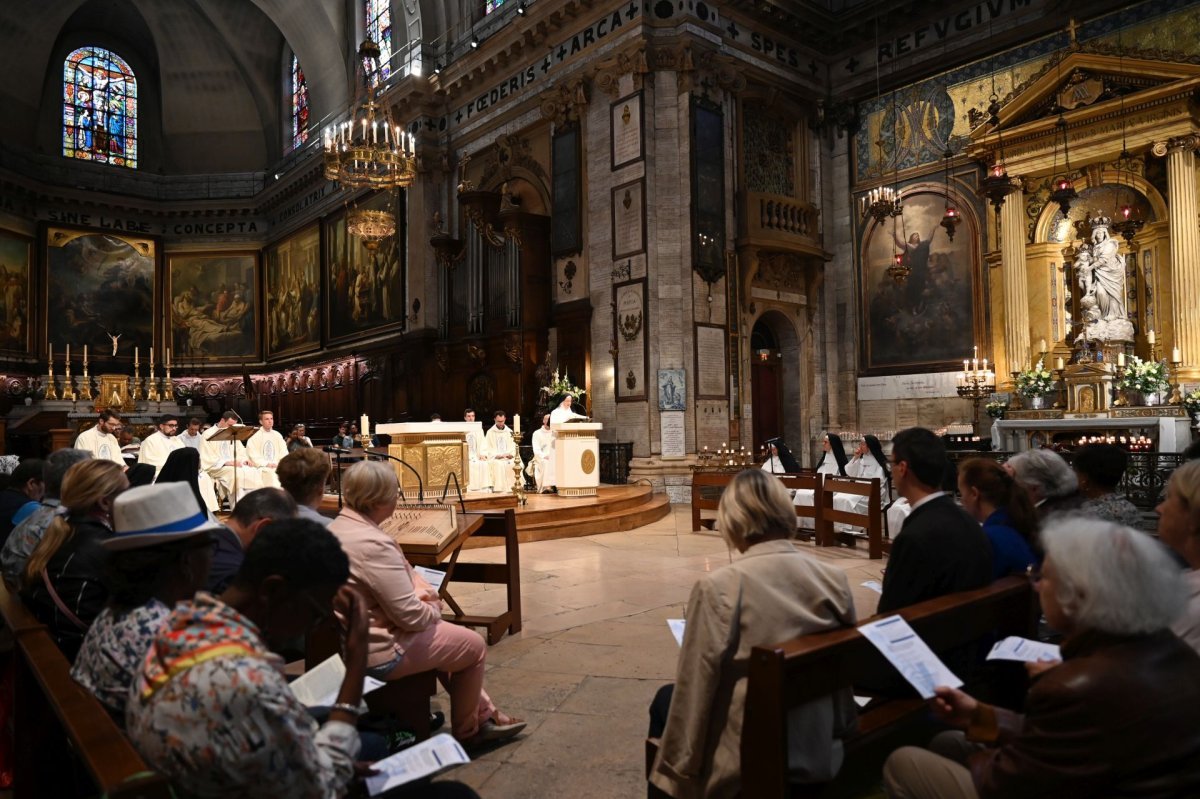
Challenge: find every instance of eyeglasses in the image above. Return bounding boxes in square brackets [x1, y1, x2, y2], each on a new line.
[1026, 565, 1043, 584]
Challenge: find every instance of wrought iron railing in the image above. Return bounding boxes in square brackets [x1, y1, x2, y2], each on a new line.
[599, 442, 632, 485]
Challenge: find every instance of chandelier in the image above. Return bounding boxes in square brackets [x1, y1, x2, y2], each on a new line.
[323, 40, 416, 192]
[347, 208, 396, 251]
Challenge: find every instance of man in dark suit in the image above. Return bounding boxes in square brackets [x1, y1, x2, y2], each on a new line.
[878, 427, 991, 614]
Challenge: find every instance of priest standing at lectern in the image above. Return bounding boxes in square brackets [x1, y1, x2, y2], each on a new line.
[463, 408, 491, 492]
[200, 411, 262, 505]
[245, 410, 285, 488]
[484, 410, 522, 494]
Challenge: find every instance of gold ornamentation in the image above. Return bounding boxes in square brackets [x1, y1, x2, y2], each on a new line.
[580, 449, 596, 475]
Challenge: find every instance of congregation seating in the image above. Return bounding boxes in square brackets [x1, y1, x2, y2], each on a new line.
[0, 579, 172, 798]
[694, 470, 886, 559]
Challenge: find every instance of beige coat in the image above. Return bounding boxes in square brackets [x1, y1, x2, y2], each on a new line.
[327, 508, 442, 669]
[650, 539, 858, 799]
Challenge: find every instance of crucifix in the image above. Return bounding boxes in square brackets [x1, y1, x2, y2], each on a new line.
[1066, 18, 1078, 45]
[106, 331, 121, 357]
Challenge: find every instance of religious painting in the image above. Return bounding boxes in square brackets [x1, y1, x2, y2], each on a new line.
[0, 229, 33, 354]
[859, 189, 980, 374]
[324, 191, 406, 344]
[613, 278, 647, 402]
[657, 368, 685, 411]
[167, 252, 259, 363]
[265, 225, 320, 358]
[44, 226, 156, 361]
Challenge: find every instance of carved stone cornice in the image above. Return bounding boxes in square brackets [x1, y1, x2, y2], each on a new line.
[593, 47, 651, 98]
[1152, 134, 1200, 156]
[539, 77, 590, 126]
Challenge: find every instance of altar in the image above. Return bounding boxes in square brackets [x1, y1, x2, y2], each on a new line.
[995, 411, 1192, 453]
[377, 422, 475, 499]
[552, 421, 602, 497]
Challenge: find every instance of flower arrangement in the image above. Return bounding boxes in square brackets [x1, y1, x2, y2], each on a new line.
[985, 400, 1009, 418]
[1119, 356, 1169, 394]
[540, 369, 586, 411]
[1014, 360, 1054, 398]
[1183, 388, 1200, 416]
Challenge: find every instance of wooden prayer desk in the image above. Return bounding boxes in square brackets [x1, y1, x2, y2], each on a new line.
[398, 509, 522, 645]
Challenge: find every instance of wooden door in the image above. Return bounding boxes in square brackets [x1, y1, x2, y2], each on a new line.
[751, 361, 782, 448]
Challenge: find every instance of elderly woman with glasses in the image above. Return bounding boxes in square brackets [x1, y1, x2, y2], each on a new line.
[882, 518, 1200, 798]
[327, 460, 524, 748]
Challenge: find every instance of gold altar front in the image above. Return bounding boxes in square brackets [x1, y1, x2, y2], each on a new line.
[378, 422, 474, 499]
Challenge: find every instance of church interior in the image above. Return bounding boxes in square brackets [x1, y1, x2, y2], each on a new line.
[1, 0, 1200, 796]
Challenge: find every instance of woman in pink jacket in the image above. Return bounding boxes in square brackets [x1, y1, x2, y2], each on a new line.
[328, 460, 525, 747]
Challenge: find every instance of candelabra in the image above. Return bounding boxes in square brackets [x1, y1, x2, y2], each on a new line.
[511, 432, 527, 506]
[957, 349, 995, 431]
[78, 356, 93, 401]
[1169, 353, 1185, 405]
[164, 364, 172, 404]
[698, 444, 752, 470]
[45, 359, 58, 401]
[62, 360, 76, 402]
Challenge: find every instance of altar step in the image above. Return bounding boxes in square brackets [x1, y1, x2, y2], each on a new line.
[462, 484, 672, 547]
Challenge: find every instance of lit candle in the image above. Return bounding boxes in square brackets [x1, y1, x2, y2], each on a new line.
[514, 414, 521, 434]
[963, 359, 969, 373]
[361, 414, 370, 439]
[149, 347, 154, 367]
[1039, 338, 1047, 354]
[982, 358, 988, 374]
[1118, 352, 1126, 367]
[1173, 347, 1182, 363]
[1056, 357, 1064, 370]
[1148, 329, 1156, 345]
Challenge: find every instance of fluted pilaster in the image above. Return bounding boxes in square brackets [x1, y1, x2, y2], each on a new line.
[1000, 186, 1030, 376]
[1165, 137, 1200, 377]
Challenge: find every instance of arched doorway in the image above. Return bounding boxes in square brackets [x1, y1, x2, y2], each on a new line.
[750, 311, 802, 453]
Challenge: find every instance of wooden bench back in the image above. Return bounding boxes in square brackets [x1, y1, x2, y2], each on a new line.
[819, 475, 883, 558]
[690, 470, 737, 531]
[0, 580, 172, 798]
[741, 576, 1037, 798]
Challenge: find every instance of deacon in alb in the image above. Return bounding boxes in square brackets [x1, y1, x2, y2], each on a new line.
[245, 410, 286, 489]
[74, 409, 127, 468]
[137, 415, 183, 478]
[484, 410, 523, 494]
[527, 413, 554, 493]
[200, 411, 262, 505]
[463, 408, 491, 492]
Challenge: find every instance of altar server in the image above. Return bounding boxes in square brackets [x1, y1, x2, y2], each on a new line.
[178, 417, 205, 449]
[832, 435, 889, 533]
[200, 411, 261, 505]
[485, 411, 522, 494]
[794, 433, 848, 528]
[137, 415, 183, 478]
[245, 410, 286, 488]
[463, 408, 491, 492]
[74, 409, 126, 467]
[527, 414, 554, 493]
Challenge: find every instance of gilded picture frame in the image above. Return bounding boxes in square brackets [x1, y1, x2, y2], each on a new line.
[324, 190, 406, 344]
[265, 224, 321, 359]
[166, 251, 260, 363]
[0, 228, 34, 355]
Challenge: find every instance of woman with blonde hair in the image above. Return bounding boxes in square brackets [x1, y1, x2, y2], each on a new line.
[327, 460, 525, 747]
[649, 468, 857, 798]
[1158, 459, 1200, 653]
[21, 459, 129, 658]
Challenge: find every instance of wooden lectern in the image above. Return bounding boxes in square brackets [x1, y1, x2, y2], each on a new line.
[552, 421, 602, 497]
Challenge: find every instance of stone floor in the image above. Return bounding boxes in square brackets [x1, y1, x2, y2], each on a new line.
[432, 506, 887, 797]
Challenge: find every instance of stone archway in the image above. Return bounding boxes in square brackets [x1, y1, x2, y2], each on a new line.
[749, 309, 802, 454]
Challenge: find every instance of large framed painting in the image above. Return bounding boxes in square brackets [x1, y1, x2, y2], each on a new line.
[0, 229, 33, 355]
[265, 224, 320, 358]
[44, 225, 156, 361]
[324, 191, 406, 343]
[167, 252, 259, 363]
[859, 188, 981, 375]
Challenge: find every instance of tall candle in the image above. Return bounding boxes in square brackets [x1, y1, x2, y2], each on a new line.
[149, 347, 154, 367]
[48, 343, 52, 363]
[66, 343, 70, 363]
[134, 346, 139, 366]
[514, 414, 521, 434]
[166, 349, 171, 368]
[1148, 329, 1156, 345]
[361, 414, 370, 439]
[1118, 352, 1126, 367]
[1173, 347, 1182, 363]
[83, 344, 87, 365]
[1039, 338, 1047, 354]
[1056, 357, 1064, 370]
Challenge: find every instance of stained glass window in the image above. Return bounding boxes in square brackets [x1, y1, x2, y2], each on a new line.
[291, 54, 309, 151]
[365, 0, 393, 83]
[63, 46, 137, 168]
[485, 0, 507, 13]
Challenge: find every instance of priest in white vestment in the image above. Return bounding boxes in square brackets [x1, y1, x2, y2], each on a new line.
[832, 435, 889, 533]
[794, 433, 848, 529]
[200, 411, 262, 505]
[527, 413, 553, 493]
[245, 410, 286, 489]
[138, 415, 183, 478]
[463, 409, 491, 492]
[484, 411, 522, 493]
[74, 409, 127, 468]
[179, 417, 205, 449]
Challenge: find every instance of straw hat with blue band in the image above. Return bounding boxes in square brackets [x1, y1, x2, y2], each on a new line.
[103, 482, 224, 552]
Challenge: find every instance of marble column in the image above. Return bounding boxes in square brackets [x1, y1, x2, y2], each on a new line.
[1000, 186, 1030, 376]
[1165, 136, 1200, 378]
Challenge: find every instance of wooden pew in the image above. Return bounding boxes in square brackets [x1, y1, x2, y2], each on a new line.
[741, 576, 1037, 798]
[691, 470, 736, 531]
[0, 580, 172, 798]
[777, 472, 825, 544]
[818, 475, 884, 559]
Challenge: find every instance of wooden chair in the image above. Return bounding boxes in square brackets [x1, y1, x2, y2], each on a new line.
[0, 580, 172, 798]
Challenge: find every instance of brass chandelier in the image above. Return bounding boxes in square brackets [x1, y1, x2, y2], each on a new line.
[323, 40, 415, 246]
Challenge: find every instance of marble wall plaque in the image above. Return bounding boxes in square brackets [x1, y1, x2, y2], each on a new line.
[660, 410, 686, 458]
[610, 92, 644, 169]
[612, 180, 646, 260]
[895, 401, 921, 430]
[857, 371, 961, 400]
[614, 279, 647, 401]
[858, 401, 898, 432]
[695, 324, 728, 399]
